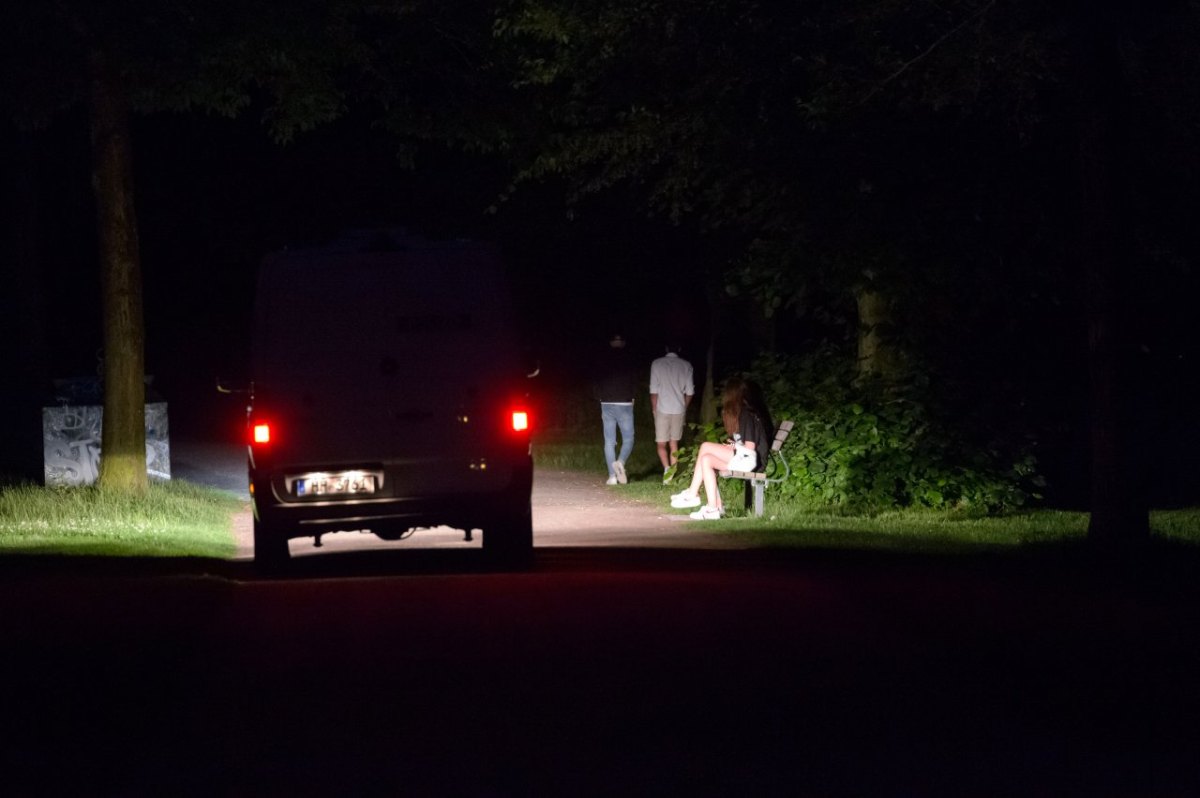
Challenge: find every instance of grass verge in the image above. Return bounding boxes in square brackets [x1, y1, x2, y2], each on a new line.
[535, 437, 1200, 552]
[0, 479, 242, 558]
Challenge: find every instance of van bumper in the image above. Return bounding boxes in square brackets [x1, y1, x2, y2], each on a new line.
[251, 456, 533, 540]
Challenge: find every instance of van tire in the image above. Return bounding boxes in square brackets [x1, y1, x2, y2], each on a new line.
[254, 518, 291, 572]
[483, 506, 533, 568]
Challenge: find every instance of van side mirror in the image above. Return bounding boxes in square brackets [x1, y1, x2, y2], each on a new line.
[522, 348, 541, 379]
[216, 377, 253, 395]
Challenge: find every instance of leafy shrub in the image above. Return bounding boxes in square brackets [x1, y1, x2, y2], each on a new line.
[744, 348, 1042, 514]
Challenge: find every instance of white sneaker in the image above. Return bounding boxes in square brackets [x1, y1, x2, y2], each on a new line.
[689, 505, 723, 520]
[670, 493, 701, 508]
[613, 460, 627, 484]
[606, 476, 618, 486]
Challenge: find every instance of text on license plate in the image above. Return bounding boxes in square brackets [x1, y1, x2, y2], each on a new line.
[294, 471, 377, 497]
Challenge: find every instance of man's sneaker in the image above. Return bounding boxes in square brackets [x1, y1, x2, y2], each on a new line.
[613, 460, 627, 485]
[670, 492, 701, 509]
[663, 464, 677, 484]
[689, 505, 723, 520]
[606, 476, 618, 486]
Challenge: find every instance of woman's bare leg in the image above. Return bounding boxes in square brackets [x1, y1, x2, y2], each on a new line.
[697, 444, 736, 509]
[701, 456, 722, 509]
[685, 442, 731, 496]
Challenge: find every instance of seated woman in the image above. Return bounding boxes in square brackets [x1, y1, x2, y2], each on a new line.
[670, 376, 773, 520]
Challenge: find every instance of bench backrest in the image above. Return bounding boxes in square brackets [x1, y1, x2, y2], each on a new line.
[719, 420, 794, 481]
[771, 420, 794, 452]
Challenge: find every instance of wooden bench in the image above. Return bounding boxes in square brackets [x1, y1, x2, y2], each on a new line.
[719, 420, 794, 517]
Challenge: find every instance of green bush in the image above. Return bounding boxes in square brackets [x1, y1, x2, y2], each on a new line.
[723, 348, 1041, 514]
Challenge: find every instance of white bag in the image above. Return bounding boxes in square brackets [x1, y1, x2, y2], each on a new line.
[727, 444, 757, 473]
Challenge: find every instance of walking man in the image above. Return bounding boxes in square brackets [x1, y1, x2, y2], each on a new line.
[594, 333, 639, 485]
[649, 343, 694, 483]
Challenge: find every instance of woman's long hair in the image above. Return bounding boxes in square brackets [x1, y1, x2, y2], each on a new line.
[721, 377, 750, 437]
[721, 376, 772, 438]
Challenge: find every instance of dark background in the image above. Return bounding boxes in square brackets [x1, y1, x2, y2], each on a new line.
[2, 2, 1199, 510]
[4, 105, 1199, 508]
[5, 109, 725, 437]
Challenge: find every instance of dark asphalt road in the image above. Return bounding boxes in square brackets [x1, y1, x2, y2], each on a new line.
[3, 546, 1199, 796]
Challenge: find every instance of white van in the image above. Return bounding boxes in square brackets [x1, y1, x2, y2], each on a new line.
[246, 231, 534, 568]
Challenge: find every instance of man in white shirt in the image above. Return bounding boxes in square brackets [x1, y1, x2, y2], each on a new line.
[649, 344, 694, 483]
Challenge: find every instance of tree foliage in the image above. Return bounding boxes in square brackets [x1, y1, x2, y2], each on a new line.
[498, 0, 1200, 533]
[2, 1, 413, 490]
[494, 0, 1056, 244]
[755, 349, 1041, 513]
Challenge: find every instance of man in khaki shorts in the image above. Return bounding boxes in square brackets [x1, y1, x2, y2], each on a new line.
[649, 343, 694, 484]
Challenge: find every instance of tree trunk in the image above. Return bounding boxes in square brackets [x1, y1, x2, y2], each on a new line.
[700, 278, 721, 424]
[87, 47, 148, 494]
[701, 330, 717, 425]
[1074, 7, 1149, 546]
[855, 288, 903, 381]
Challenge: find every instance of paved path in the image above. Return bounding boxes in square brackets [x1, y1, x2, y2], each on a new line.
[172, 438, 744, 559]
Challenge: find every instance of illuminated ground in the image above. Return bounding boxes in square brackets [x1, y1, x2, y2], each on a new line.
[172, 436, 744, 558]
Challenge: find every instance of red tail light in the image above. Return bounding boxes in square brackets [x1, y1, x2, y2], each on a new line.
[252, 422, 272, 445]
[511, 410, 530, 432]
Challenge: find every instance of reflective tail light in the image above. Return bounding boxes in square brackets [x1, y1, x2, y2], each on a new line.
[251, 422, 272, 445]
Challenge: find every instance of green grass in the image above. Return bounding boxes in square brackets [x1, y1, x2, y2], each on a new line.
[534, 437, 664, 476]
[0, 479, 242, 558]
[533, 435, 1200, 553]
[5, 435, 1192, 560]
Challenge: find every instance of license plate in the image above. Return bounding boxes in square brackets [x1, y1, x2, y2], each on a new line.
[294, 471, 377, 497]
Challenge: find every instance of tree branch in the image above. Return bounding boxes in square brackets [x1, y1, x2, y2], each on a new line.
[854, 0, 997, 108]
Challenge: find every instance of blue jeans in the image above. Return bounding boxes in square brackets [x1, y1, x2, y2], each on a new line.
[601, 403, 635, 476]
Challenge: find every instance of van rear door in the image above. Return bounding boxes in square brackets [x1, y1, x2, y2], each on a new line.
[253, 242, 523, 481]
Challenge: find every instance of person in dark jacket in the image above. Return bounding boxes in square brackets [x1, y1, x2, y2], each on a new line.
[669, 376, 773, 519]
[593, 334, 639, 485]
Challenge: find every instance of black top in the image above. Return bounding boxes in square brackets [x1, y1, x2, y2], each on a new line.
[739, 406, 774, 470]
[593, 347, 640, 403]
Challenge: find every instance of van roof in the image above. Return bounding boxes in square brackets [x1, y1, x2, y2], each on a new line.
[252, 232, 519, 387]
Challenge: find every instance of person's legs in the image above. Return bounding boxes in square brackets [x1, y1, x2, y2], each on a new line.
[700, 454, 723, 510]
[614, 404, 635, 465]
[653, 412, 673, 470]
[661, 441, 680, 484]
[684, 452, 705, 494]
[672, 442, 735, 509]
[601, 404, 617, 478]
[666, 414, 684, 467]
[683, 442, 730, 496]
[674, 442, 734, 513]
